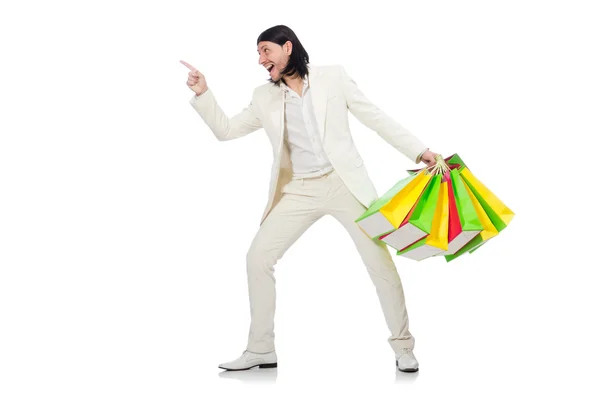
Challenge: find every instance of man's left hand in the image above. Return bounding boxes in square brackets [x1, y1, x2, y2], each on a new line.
[421, 150, 440, 167]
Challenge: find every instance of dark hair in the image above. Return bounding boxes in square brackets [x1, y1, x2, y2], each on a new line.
[256, 25, 310, 86]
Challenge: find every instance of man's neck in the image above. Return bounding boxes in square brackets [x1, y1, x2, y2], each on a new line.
[283, 73, 304, 96]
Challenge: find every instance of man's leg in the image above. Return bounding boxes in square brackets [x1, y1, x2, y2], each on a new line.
[324, 171, 415, 355]
[245, 179, 324, 353]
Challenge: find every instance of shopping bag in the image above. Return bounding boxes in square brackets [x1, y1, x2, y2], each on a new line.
[379, 174, 442, 251]
[398, 153, 513, 262]
[459, 167, 514, 232]
[396, 172, 450, 260]
[443, 177, 500, 262]
[433, 168, 483, 256]
[355, 170, 431, 239]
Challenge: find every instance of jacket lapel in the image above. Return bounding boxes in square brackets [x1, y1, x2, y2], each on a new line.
[307, 66, 328, 141]
[267, 85, 285, 151]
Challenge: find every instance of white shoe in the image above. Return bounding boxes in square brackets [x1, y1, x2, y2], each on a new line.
[396, 348, 419, 372]
[218, 350, 278, 371]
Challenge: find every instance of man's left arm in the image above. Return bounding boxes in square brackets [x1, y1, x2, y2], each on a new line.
[338, 65, 431, 164]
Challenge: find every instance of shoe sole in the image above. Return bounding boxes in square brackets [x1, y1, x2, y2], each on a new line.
[218, 362, 278, 371]
[398, 367, 419, 372]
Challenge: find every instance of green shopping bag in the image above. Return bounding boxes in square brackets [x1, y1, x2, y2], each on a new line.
[397, 173, 450, 261]
[443, 176, 501, 262]
[460, 167, 514, 233]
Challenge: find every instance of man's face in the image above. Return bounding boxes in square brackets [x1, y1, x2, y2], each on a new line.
[257, 40, 291, 81]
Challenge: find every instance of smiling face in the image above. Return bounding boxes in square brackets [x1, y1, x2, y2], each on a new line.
[257, 40, 292, 82]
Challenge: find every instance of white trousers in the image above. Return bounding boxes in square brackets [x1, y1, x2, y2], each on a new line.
[245, 169, 415, 356]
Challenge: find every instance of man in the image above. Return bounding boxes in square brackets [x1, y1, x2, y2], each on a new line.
[181, 25, 439, 373]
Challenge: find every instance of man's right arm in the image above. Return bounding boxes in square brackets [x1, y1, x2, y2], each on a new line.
[338, 65, 428, 164]
[189, 88, 263, 141]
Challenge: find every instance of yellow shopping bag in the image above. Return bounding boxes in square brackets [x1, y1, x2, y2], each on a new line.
[379, 170, 432, 231]
[355, 170, 432, 239]
[460, 168, 514, 232]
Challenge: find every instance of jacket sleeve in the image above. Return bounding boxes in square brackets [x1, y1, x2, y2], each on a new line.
[338, 65, 428, 163]
[189, 87, 262, 141]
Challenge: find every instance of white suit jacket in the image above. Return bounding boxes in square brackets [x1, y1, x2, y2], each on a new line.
[189, 64, 428, 225]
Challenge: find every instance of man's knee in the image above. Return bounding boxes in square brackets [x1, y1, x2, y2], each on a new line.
[246, 243, 278, 274]
[358, 238, 394, 264]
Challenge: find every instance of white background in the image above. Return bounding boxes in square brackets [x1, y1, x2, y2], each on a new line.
[1, 0, 599, 396]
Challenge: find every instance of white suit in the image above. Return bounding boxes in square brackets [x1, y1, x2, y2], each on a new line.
[189, 64, 428, 356]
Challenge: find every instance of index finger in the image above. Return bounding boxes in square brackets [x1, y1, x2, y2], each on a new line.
[180, 60, 198, 72]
